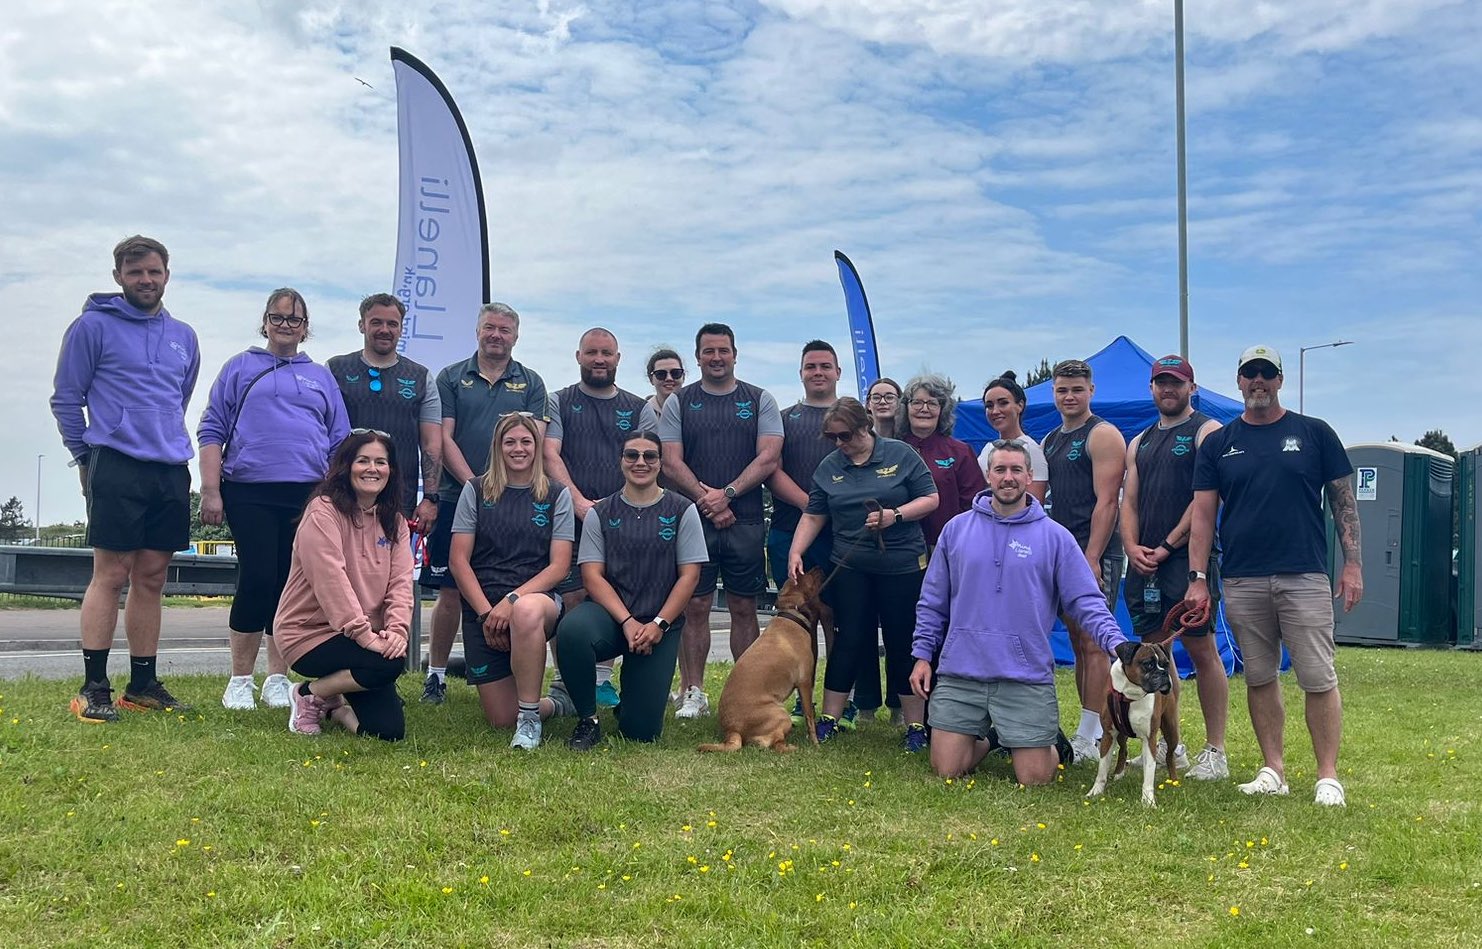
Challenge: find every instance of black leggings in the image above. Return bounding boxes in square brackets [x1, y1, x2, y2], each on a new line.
[824, 565, 923, 701]
[222, 480, 315, 633]
[291, 636, 406, 741]
[555, 601, 683, 743]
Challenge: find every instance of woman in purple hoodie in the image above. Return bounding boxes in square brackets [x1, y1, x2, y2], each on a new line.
[198, 288, 349, 712]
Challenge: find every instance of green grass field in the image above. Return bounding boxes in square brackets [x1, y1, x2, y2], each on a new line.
[2, 648, 1479, 947]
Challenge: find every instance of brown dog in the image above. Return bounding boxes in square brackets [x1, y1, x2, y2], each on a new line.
[697, 567, 825, 753]
[1085, 639, 1181, 807]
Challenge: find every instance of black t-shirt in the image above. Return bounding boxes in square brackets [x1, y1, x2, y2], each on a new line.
[1192, 412, 1351, 578]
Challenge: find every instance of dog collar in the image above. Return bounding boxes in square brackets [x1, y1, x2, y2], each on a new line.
[773, 608, 816, 633]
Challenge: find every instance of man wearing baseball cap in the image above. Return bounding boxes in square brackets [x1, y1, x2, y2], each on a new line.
[1186, 345, 1362, 806]
[1119, 355, 1229, 779]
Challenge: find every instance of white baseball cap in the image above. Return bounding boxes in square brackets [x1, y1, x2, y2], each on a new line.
[1237, 344, 1283, 374]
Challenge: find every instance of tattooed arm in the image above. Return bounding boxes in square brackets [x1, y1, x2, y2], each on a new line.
[1327, 476, 1364, 612]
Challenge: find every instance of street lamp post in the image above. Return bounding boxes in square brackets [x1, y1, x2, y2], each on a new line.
[35, 454, 43, 544]
[1298, 341, 1354, 414]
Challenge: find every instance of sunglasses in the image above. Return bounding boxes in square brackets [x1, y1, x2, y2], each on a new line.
[500, 411, 537, 420]
[367, 366, 383, 392]
[266, 313, 307, 328]
[622, 449, 661, 463]
[650, 368, 685, 381]
[822, 430, 857, 443]
[350, 428, 390, 437]
[1239, 364, 1280, 380]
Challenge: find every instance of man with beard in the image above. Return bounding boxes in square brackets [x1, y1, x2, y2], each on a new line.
[909, 441, 1127, 783]
[659, 323, 783, 718]
[1119, 354, 1228, 779]
[543, 327, 658, 705]
[52, 235, 201, 721]
[327, 293, 442, 531]
[420, 303, 549, 705]
[1187, 345, 1362, 807]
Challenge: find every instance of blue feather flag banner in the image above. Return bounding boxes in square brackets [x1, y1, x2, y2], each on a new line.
[390, 47, 490, 372]
[834, 251, 880, 400]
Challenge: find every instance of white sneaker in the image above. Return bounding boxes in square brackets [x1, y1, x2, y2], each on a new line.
[261, 674, 293, 709]
[511, 716, 542, 750]
[1155, 739, 1191, 772]
[1238, 766, 1290, 796]
[1186, 745, 1230, 781]
[1314, 778, 1346, 807]
[675, 686, 710, 719]
[222, 676, 257, 710]
[1070, 733, 1100, 764]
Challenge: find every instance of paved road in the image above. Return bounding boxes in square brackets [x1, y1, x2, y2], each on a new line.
[0, 607, 783, 680]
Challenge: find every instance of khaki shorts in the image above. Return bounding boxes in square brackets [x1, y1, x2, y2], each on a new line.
[1222, 573, 1337, 692]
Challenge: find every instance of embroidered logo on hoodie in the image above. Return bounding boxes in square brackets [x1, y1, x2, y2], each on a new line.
[1008, 539, 1033, 559]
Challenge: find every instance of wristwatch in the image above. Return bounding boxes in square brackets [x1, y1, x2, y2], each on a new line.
[505, 592, 520, 605]
[723, 485, 737, 500]
[655, 617, 672, 633]
[1188, 570, 1208, 583]
[893, 507, 904, 523]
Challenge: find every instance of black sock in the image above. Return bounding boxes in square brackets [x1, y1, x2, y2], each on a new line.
[128, 655, 157, 692]
[82, 648, 111, 685]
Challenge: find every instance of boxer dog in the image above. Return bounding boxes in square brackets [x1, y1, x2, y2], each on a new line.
[1086, 639, 1180, 807]
[697, 567, 825, 754]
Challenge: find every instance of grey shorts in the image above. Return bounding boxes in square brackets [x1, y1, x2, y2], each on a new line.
[1222, 573, 1337, 692]
[928, 674, 1060, 748]
[697, 519, 767, 598]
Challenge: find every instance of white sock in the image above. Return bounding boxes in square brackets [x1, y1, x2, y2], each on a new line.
[595, 662, 613, 687]
[1076, 708, 1102, 741]
[428, 666, 446, 684]
[229, 674, 253, 685]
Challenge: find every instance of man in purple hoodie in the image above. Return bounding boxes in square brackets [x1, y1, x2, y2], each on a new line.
[51, 235, 201, 723]
[910, 440, 1127, 784]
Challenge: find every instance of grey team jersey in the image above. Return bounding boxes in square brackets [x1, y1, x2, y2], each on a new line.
[547, 385, 659, 502]
[579, 490, 708, 621]
[452, 480, 574, 600]
[773, 401, 834, 534]
[657, 379, 783, 524]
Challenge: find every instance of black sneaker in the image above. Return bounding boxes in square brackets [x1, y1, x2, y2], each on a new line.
[119, 679, 193, 713]
[420, 675, 447, 705]
[70, 680, 119, 724]
[567, 716, 603, 752]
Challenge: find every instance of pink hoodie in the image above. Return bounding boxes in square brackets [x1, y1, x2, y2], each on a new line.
[274, 496, 413, 667]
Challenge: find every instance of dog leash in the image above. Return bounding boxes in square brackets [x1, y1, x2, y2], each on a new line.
[817, 498, 892, 594]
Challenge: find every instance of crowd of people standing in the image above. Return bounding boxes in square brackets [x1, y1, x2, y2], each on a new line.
[50, 234, 1364, 804]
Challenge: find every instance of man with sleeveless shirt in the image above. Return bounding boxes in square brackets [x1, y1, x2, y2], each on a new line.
[543, 327, 658, 705]
[327, 293, 442, 531]
[1042, 358, 1127, 763]
[1187, 345, 1362, 807]
[658, 323, 783, 718]
[421, 303, 549, 705]
[1119, 354, 1229, 779]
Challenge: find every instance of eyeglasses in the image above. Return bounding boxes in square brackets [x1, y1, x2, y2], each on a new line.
[650, 369, 685, 381]
[500, 411, 537, 420]
[350, 428, 390, 437]
[367, 367, 383, 392]
[1239, 364, 1280, 380]
[822, 430, 857, 443]
[907, 399, 940, 409]
[266, 313, 307, 328]
[867, 394, 897, 405]
[621, 449, 661, 463]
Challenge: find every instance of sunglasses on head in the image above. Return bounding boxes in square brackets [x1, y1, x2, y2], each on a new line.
[500, 411, 537, 420]
[650, 368, 684, 381]
[822, 429, 857, 443]
[350, 428, 390, 438]
[1239, 363, 1280, 380]
[621, 449, 661, 463]
[266, 313, 307, 328]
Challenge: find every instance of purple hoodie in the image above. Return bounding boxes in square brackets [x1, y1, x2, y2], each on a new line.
[198, 348, 350, 483]
[51, 293, 201, 465]
[912, 493, 1126, 685]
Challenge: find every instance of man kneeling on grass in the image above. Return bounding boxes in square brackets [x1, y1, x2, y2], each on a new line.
[909, 440, 1127, 784]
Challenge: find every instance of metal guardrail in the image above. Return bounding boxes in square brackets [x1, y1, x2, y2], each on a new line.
[0, 544, 238, 599]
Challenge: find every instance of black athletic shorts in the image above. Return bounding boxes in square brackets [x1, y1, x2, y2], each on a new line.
[418, 496, 461, 590]
[84, 446, 191, 552]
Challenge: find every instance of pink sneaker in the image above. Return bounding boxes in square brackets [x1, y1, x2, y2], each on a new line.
[288, 686, 325, 735]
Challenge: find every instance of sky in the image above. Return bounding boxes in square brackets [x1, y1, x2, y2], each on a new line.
[4, 0, 1479, 526]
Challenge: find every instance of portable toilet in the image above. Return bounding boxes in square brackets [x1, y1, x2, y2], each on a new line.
[1332, 442, 1454, 645]
[1457, 444, 1479, 648]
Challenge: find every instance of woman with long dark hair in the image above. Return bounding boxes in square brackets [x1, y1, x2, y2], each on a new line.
[555, 429, 707, 749]
[199, 288, 349, 711]
[977, 370, 1047, 503]
[273, 431, 411, 740]
[448, 412, 576, 749]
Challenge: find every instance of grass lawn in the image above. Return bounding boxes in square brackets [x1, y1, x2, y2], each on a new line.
[2, 647, 1479, 947]
[0, 594, 231, 610]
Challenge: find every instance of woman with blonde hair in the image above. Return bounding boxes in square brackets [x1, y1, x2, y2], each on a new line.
[448, 412, 576, 748]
